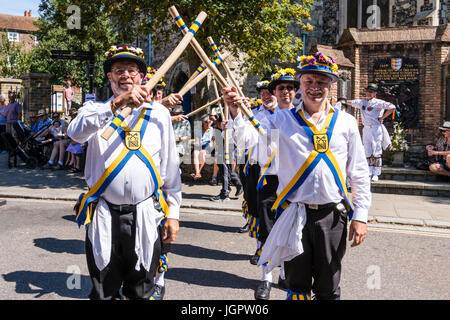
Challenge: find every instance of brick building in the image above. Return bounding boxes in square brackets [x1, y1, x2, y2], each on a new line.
[0, 11, 38, 53]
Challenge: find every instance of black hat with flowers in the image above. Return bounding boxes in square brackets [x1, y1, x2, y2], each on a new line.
[268, 68, 299, 94]
[103, 44, 147, 75]
[297, 52, 339, 83]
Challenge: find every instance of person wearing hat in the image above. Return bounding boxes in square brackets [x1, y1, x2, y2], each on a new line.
[335, 97, 349, 113]
[67, 44, 181, 300]
[223, 51, 371, 300]
[347, 82, 396, 182]
[427, 121, 450, 177]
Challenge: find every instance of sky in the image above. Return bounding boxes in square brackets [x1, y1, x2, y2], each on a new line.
[1, 0, 42, 17]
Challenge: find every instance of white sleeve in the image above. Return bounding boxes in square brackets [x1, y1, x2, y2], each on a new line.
[346, 116, 372, 222]
[159, 110, 182, 220]
[67, 101, 114, 143]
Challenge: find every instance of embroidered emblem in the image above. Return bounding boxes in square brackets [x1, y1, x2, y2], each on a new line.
[313, 133, 329, 153]
[125, 131, 141, 150]
[367, 106, 373, 111]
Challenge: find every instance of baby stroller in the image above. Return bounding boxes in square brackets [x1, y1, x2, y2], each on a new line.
[0, 121, 52, 169]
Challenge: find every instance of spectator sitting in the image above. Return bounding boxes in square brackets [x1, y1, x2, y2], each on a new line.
[42, 120, 69, 170]
[29, 112, 40, 134]
[192, 113, 214, 180]
[427, 121, 450, 177]
[171, 107, 191, 163]
[64, 108, 85, 173]
[35, 111, 53, 138]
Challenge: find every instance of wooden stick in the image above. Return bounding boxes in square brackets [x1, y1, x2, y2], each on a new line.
[100, 11, 207, 141]
[211, 74, 225, 120]
[185, 96, 222, 118]
[178, 52, 230, 97]
[168, 6, 265, 137]
[211, 73, 229, 163]
[207, 36, 245, 98]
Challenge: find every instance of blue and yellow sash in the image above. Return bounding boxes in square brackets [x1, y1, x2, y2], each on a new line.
[271, 107, 353, 219]
[75, 107, 170, 227]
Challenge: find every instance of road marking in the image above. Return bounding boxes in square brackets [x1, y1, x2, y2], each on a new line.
[368, 224, 450, 238]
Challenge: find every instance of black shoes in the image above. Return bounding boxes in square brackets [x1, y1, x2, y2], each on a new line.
[152, 284, 165, 300]
[237, 222, 249, 233]
[235, 185, 243, 196]
[254, 281, 271, 300]
[250, 251, 259, 265]
[278, 276, 287, 290]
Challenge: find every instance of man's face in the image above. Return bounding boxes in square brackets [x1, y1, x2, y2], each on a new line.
[8, 94, 16, 103]
[365, 89, 377, 100]
[0, 97, 5, 105]
[260, 88, 276, 108]
[107, 61, 144, 96]
[300, 73, 332, 106]
[274, 82, 296, 106]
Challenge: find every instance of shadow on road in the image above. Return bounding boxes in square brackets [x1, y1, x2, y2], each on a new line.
[165, 267, 260, 290]
[180, 220, 240, 233]
[2, 270, 90, 299]
[171, 243, 249, 261]
[33, 237, 85, 255]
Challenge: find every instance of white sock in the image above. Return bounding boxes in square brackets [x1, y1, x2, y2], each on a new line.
[154, 271, 165, 287]
[261, 265, 272, 282]
[58, 161, 63, 166]
[48, 160, 54, 165]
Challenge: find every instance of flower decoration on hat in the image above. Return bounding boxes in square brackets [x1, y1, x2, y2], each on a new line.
[271, 68, 296, 81]
[104, 45, 145, 59]
[250, 98, 263, 108]
[142, 66, 166, 87]
[256, 80, 270, 90]
[298, 52, 338, 73]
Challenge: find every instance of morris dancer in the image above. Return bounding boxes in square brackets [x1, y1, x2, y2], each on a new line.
[224, 52, 371, 300]
[347, 83, 395, 182]
[68, 45, 181, 300]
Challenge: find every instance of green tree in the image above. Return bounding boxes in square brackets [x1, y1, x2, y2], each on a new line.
[0, 31, 34, 78]
[37, 0, 313, 76]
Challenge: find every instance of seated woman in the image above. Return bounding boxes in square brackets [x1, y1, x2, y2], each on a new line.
[42, 120, 69, 170]
[192, 114, 214, 180]
[427, 121, 450, 177]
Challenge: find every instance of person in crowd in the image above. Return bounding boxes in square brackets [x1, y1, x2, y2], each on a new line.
[42, 119, 69, 170]
[192, 113, 214, 180]
[4, 92, 22, 143]
[172, 107, 191, 163]
[427, 121, 450, 177]
[65, 79, 74, 116]
[0, 95, 7, 153]
[29, 111, 40, 134]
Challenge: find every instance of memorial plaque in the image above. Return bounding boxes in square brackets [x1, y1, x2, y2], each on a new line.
[373, 57, 419, 83]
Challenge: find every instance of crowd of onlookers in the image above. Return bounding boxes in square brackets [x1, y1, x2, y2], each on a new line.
[1, 90, 448, 181]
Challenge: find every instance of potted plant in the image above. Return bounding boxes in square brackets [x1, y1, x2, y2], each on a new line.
[390, 122, 408, 167]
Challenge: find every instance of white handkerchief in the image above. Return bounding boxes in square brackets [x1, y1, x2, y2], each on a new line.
[258, 202, 307, 272]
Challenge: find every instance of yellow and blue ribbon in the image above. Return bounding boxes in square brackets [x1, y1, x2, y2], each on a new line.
[76, 107, 170, 227]
[272, 107, 353, 219]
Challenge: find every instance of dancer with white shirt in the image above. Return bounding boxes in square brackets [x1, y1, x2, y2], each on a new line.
[68, 45, 181, 300]
[347, 83, 395, 181]
[223, 52, 371, 300]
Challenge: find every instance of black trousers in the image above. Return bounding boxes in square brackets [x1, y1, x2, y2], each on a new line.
[243, 164, 260, 218]
[85, 207, 162, 300]
[284, 205, 348, 300]
[256, 175, 278, 243]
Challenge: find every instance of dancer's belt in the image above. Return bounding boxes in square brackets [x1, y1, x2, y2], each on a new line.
[104, 194, 160, 214]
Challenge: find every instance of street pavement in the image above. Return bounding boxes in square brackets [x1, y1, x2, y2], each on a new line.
[1, 152, 450, 230]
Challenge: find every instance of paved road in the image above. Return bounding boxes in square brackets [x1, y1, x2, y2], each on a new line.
[1, 198, 449, 300]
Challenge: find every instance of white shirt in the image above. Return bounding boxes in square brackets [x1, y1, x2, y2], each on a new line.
[231, 101, 371, 223]
[68, 98, 181, 219]
[352, 98, 395, 127]
[67, 98, 182, 271]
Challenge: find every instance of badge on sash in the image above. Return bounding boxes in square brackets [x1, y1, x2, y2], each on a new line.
[313, 133, 329, 153]
[125, 131, 141, 150]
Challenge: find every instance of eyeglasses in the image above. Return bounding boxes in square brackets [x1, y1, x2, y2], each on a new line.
[111, 67, 140, 76]
[276, 85, 295, 91]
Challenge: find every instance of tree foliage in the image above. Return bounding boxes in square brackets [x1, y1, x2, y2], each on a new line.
[0, 31, 34, 78]
[36, 0, 313, 78]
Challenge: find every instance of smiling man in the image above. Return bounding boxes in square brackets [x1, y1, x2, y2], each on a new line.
[224, 52, 371, 300]
[67, 45, 181, 300]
